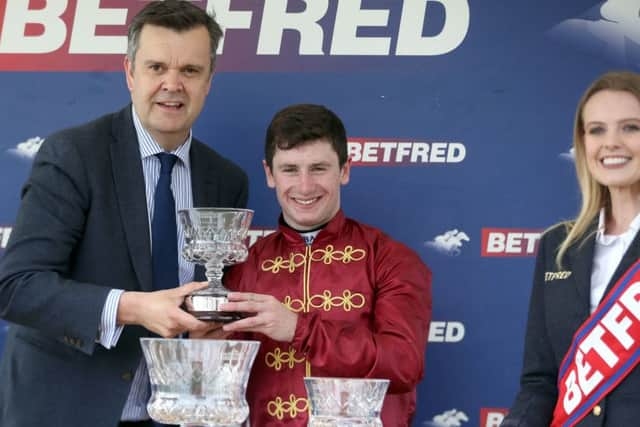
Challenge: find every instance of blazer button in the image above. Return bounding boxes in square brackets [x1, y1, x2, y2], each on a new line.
[592, 405, 602, 417]
[121, 371, 133, 382]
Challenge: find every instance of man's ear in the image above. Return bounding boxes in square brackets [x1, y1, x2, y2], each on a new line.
[340, 157, 352, 185]
[124, 56, 134, 91]
[263, 160, 276, 188]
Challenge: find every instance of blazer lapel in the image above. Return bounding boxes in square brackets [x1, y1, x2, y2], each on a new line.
[566, 223, 597, 320]
[110, 107, 153, 291]
[601, 225, 640, 299]
[190, 140, 218, 208]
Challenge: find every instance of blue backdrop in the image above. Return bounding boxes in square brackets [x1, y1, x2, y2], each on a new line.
[1, 0, 638, 425]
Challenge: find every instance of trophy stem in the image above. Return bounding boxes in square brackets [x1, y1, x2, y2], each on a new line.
[204, 258, 226, 293]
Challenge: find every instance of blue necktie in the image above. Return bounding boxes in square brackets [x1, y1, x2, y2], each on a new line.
[151, 153, 179, 291]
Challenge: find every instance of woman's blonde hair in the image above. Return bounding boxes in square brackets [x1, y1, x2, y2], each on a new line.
[556, 70, 640, 267]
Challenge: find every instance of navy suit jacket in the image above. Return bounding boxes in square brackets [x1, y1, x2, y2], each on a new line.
[0, 106, 248, 427]
[503, 222, 640, 427]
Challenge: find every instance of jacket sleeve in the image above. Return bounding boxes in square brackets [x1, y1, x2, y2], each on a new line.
[0, 135, 110, 355]
[501, 232, 558, 426]
[290, 239, 432, 394]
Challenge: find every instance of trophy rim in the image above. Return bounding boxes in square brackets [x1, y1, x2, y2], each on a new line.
[140, 337, 261, 345]
[303, 376, 390, 384]
[178, 207, 254, 215]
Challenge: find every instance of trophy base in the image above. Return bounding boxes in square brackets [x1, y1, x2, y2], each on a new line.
[184, 294, 246, 323]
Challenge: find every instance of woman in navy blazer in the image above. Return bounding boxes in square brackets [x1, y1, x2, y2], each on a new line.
[503, 70, 640, 427]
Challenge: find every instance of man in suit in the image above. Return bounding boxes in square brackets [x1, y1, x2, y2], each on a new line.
[0, 1, 248, 426]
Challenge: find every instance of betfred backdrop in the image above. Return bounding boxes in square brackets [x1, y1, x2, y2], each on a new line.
[1, 0, 638, 425]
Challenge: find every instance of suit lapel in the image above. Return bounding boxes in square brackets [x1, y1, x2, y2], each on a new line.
[566, 223, 597, 320]
[601, 225, 640, 299]
[110, 107, 153, 291]
[190, 140, 217, 208]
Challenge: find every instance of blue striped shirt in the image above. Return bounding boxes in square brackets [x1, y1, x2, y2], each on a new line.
[99, 105, 195, 420]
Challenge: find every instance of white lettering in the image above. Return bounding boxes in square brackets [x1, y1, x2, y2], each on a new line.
[395, 142, 412, 162]
[0, 0, 67, 53]
[485, 231, 540, 255]
[428, 321, 464, 342]
[580, 325, 618, 368]
[446, 142, 466, 162]
[563, 370, 582, 414]
[348, 141, 363, 162]
[396, 0, 470, 55]
[257, 0, 327, 55]
[410, 143, 429, 162]
[347, 141, 466, 164]
[430, 142, 447, 163]
[429, 321, 446, 342]
[210, 0, 253, 54]
[0, 227, 11, 249]
[363, 142, 378, 162]
[601, 303, 634, 350]
[486, 233, 505, 253]
[575, 348, 603, 395]
[69, 0, 127, 54]
[379, 142, 395, 162]
[444, 321, 464, 342]
[620, 282, 640, 321]
[522, 232, 541, 253]
[484, 413, 505, 427]
[505, 233, 522, 253]
[330, 0, 390, 55]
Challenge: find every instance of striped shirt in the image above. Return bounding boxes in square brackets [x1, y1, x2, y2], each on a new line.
[98, 105, 195, 420]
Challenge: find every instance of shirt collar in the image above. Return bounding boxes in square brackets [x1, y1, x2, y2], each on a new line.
[132, 105, 192, 168]
[278, 210, 347, 245]
[595, 207, 640, 244]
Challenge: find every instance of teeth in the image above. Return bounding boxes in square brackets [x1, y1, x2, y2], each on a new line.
[602, 157, 630, 166]
[160, 102, 181, 107]
[294, 198, 317, 205]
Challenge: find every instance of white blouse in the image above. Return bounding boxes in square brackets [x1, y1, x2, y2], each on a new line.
[590, 209, 640, 313]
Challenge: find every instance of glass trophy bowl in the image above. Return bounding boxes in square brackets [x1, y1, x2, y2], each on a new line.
[304, 377, 390, 427]
[140, 338, 260, 427]
[178, 207, 254, 322]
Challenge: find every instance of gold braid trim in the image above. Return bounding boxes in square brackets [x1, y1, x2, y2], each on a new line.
[265, 346, 305, 371]
[261, 244, 366, 274]
[308, 289, 366, 311]
[261, 252, 306, 273]
[267, 394, 309, 420]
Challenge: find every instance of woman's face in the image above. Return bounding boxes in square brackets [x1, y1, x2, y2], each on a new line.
[583, 89, 640, 194]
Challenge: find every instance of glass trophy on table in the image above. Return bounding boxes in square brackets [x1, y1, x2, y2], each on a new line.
[140, 338, 260, 427]
[304, 377, 390, 426]
[178, 207, 254, 322]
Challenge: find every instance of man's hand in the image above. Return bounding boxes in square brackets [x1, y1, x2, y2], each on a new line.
[220, 292, 298, 342]
[117, 281, 212, 337]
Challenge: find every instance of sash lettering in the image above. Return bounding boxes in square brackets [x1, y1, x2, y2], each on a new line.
[552, 260, 640, 427]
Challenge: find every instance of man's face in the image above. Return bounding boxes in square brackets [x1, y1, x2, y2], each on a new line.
[264, 139, 351, 231]
[125, 24, 212, 151]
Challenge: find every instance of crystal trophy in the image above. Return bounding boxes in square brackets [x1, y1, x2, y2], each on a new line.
[178, 208, 254, 322]
[141, 338, 260, 426]
[304, 377, 390, 426]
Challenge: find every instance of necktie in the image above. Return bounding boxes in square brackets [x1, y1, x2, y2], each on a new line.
[151, 153, 179, 291]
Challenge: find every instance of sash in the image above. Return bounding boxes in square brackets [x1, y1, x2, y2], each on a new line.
[551, 259, 640, 427]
